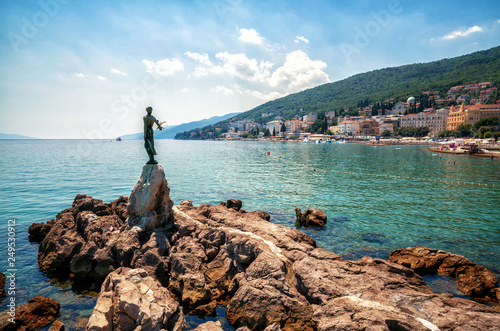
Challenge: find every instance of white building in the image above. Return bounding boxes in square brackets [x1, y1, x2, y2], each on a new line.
[400, 108, 449, 135]
[328, 125, 339, 134]
[379, 123, 394, 134]
[266, 120, 283, 135]
[390, 102, 408, 115]
[303, 112, 318, 123]
[338, 120, 360, 135]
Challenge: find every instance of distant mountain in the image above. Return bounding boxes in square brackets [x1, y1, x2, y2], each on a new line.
[176, 45, 500, 139]
[0, 133, 37, 139]
[121, 112, 241, 139]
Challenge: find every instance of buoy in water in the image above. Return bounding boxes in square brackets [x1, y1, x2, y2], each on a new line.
[266, 151, 270, 156]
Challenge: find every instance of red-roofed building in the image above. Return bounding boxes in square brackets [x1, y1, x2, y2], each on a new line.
[479, 82, 492, 89]
[400, 109, 449, 135]
[447, 104, 500, 130]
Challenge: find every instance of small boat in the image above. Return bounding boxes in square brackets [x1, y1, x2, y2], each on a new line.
[338, 139, 345, 144]
[116, 137, 122, 141]
[303, 137, 310, 143]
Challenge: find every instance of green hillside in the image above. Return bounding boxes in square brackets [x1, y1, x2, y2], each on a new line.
[176, 45, 500, 139]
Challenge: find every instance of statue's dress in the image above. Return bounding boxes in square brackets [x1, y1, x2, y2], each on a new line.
[144, 116, 157, 157]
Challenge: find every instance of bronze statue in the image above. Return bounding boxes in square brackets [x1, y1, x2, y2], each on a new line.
[143, 106, 165, 164]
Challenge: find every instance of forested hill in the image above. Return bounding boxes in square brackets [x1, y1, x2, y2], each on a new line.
[176, 45, 500, 137]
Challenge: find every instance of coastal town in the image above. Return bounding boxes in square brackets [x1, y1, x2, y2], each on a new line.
[185, 81, 500, 142]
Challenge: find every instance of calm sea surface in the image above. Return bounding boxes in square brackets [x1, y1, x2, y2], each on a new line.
[0, 139, 499, 329]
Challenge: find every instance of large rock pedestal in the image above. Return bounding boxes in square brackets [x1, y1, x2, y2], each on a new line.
[127, 164, 174, 232]
[86, 268, 185, 331]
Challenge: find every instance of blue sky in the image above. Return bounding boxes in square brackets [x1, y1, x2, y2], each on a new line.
[0, 0, 499, 139]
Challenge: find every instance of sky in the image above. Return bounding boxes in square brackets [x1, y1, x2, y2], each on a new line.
[0, 0, 499, 139]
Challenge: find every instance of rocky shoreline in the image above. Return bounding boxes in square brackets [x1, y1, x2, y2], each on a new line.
[10, 164, 500, 330]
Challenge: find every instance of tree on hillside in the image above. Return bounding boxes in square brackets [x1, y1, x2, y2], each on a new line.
[322, 118, 328, 133]
[473, 117, 499, 131]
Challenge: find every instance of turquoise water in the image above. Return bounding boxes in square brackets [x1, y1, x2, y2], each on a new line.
[0, 139, 499, 329]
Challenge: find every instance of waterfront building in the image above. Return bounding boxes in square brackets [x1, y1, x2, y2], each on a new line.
[400, 108, 448, 135]
[338, 120, 360, 135]
[266, 120, 283, 135]
[359, 120, 378, 136]
[446, 104, 500, 131]
[463, 104, 500, 125]
[328, 125, 339, 134]
[285, 120, 303, 133]
[379, 122, 394, 134]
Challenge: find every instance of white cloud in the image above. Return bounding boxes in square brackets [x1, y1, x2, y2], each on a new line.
[443, 25, 483, 39]
[181, 87, 189, 92]
[214, 85, 234, 95]
[294, 36, 309, 44]
[110, 68, 128, 76]
[240, 88, 285, 101]
[142, 58, 184, 76]
[97, 75, 107, 81]
[238, 28, 263, 45]
[214, 52, 273, 82]
[185, 52, 212, 66]
[268, 50, 330, 92]
[74, 73, 85, 78]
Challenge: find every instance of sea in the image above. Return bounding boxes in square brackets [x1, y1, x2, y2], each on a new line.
[0, 139, 499, 330]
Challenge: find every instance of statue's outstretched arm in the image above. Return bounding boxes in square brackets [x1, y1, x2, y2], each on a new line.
[156, 120, 166, 130]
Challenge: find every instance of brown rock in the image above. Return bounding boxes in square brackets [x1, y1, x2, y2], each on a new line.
[192, 321, 223, 331]
[48, 320, 65, 331]
[226, 199, 242, 211]
[0, 272, 5, 298]
[108, 195, 129, 221]
[173, 202, 500, 330]
[28, 219, 55, 243]
[126, 164, 174, 232]
[0, 296, 60, 330]
[86, 267, 185, 331]
[295, 207, 327, 227]
[42, 193, 500, 331]
[389, 246, 499, 302]
[37, 193, 170, 285]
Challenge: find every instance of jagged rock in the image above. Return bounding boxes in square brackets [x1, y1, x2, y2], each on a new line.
[295, 207, 327, 227]
[48, 320, 65, 331]
[173, 202, 500, 330]
[28, 219, 55, 243]
[0, 296, 60, 330]
[126, 164, 174, 232]
[37, 194, 169, 285]
[192, 321, 223, 331]
[37, 192, 500, 330]
[0, 272, 5, 298]
[226, 199, 242, 211]
[390, 246, 500, 302]
[86, 268, 185, 331]
[109, 196, 129, 221]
